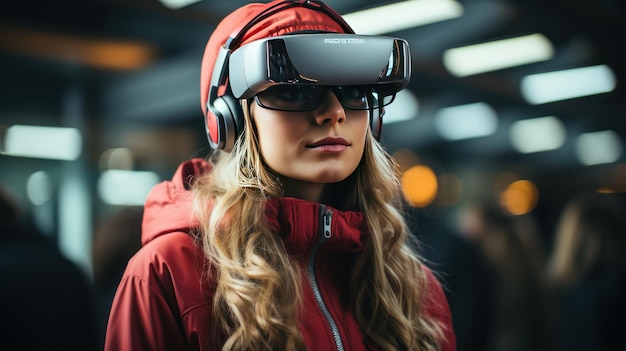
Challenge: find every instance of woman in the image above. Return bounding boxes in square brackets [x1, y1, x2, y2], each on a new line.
[104, 1, 455, 350]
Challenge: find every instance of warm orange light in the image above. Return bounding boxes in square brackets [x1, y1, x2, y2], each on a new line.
[597, 187, 616, 194]
[500, 179, 539, 215]
[402, 165, 438, 207]
[0, 27, 154, 70]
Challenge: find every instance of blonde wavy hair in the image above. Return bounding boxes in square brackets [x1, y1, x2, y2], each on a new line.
[192, 100, 444, 350]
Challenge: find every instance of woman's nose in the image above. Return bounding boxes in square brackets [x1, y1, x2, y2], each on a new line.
[314, 90, 346, 125]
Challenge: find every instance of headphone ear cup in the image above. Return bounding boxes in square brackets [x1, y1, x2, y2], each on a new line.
[206, 95, 244, 151]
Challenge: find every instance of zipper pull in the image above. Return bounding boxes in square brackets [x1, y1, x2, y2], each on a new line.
[322, 208, 332, 239]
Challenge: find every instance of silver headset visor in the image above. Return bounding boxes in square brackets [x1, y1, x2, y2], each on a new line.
[228, 34, 411, 99]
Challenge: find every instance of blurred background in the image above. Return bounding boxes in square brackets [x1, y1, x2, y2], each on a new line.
[1, 0, 625, 350]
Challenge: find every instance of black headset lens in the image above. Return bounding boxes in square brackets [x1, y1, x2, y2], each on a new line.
[254, 85, 395, 112]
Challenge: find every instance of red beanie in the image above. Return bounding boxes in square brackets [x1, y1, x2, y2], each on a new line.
[200, 0, 353, 116]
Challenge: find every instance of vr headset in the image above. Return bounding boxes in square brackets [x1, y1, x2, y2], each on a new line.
[227, 33, 411, 99]
[206, 32, 411, 150]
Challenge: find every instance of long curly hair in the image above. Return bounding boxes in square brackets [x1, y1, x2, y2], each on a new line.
[191, 100, 444, 350]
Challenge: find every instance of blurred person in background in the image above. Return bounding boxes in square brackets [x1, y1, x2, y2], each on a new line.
[411, 210, 495, 351]
[547, 192, 626, 351]
[459, 199, 547, 351]
[104, 0, 456, 350]
[0, 184, 97, 351]
[92, 207, 143, 348]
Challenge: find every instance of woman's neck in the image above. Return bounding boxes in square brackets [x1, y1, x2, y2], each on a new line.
[278, 177, 353, 210]
[279, 176, 326, 203]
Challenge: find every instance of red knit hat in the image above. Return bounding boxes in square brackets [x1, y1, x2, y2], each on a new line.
[200, 0, 354, 116]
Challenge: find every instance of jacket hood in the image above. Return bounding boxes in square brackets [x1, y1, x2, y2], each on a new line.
[141, 158, 209, 246]
[142, 158, 368, 253]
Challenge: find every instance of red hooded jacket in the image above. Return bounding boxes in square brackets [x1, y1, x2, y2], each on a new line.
[104, 158, 456, 350]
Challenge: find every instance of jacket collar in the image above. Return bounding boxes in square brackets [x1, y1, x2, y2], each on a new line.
[142, 159, 368, 254]
[265, 197, 368, 254]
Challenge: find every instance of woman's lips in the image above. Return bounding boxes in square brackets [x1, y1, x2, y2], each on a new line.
[307, 137, 350, 152]
[308, 137, 350, 147]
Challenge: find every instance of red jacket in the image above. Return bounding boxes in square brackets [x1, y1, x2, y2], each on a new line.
[105, 159, 456, 351]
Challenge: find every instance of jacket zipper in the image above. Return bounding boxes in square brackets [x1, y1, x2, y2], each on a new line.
[307, 205, 345, 351]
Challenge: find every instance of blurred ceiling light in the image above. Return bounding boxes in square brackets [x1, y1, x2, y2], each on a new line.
[26, 171, 53, 206]
[0, 28, 154, 70]
[1, 125, 82, 160]
[343, 0, 464, 35]
[382, 89, 420, 124]
[99, 147, 135, 171]
[159, 0, 202, 9]
[575, 130, 622, 166]
[510, 116, 566, 153]
[434, 102, 498, 140]
[520, 64, 616, 104]
[443, 33, 554, 77]
[97, 169, 160, 206]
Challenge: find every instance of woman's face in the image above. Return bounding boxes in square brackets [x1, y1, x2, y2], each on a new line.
[250, 88, 369, 199]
